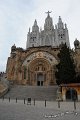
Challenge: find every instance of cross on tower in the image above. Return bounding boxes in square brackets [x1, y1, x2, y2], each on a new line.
[45, 11, 52, 17]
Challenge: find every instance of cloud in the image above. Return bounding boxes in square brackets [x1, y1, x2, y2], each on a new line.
[0, 0, 80, 71]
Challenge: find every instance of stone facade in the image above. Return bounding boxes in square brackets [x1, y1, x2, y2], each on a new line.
[6, 12, 80, 86]
[6, 46, 59, 85]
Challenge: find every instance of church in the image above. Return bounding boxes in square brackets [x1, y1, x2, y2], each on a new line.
[6, 11, 80, 86]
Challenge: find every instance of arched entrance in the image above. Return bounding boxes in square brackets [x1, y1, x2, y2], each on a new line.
[28, 58, 54, 86]
[37, 73, 44, 86]
[66, 88, 78, 101]
[22, 51, 58, 86]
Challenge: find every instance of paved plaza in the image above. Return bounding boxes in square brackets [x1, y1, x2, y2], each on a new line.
[0, 99, 80, 120]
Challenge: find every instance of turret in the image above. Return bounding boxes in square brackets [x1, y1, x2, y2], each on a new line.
[32, 19, 39, 33]
[57, 16, 70, 48]
[57, 16, 65, 43]
[11, 44, 16, 52]
[11, 44, 16, 58]
[74, 38, 80, 49]
[65, 23, 70, 48]
[26, 20, 40, 49]
[26, 28, 31, 48]
[58, 16, 64, 29]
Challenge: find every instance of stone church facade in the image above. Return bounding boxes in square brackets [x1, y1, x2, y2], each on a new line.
[6, 46, 59, 85]
[6, 12, 80, 86]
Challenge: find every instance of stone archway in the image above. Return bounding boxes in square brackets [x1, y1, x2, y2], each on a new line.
[22, 51, 58, 86]
[28, 58, 55, 86]
[66, 88, 78, 101]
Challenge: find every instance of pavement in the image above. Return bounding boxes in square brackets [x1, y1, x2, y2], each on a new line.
[0, 99, 80, 120]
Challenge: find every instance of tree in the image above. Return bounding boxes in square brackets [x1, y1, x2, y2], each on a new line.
[55, 44, 76, 85]
[76, 74, 80, 83]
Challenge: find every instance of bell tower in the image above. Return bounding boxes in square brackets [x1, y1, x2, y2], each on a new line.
[55, 16, 70, 48]
[26, 19, 39, 49]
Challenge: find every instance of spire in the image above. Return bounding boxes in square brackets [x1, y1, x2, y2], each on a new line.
[32, 19, 39, 32]
[65, 23, 67, 29]
[29, 27, 30, 33]
[55, 25, 57, 29]
[58, 16, 62, 23]
[40, 27, 42, 32]
[34, 19, 37, 26]
[58, 16, 64, 29]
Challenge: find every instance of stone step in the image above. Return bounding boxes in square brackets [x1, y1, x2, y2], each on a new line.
[4, 85, 58, 101]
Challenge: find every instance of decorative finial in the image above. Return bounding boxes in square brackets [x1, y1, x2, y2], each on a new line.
[65, 23, 67, 28]
[29, 27, 30, 32]
[45, 11, 52, 17]
[34, 19, 37, 25]
[59, 16, 62, 22]
[40, 27, 42, 32]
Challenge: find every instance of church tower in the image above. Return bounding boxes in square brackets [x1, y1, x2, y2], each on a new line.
[26, 19, 39, 48]
[55, 16, 70, 48]
[44, 11, 54, 31]
[26, 12, 70, 49]
[42, 11, 55, 46]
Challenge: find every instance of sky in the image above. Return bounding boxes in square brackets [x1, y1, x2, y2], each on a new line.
[0, 0, 80, 72]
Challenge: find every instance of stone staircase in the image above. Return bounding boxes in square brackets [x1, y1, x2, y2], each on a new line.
[4, 85, 58, 101]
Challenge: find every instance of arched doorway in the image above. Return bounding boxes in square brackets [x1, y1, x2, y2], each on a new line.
[22, 51, 58, 86]
[28, 58, 53, 86]
[66, 88, 78, 101]
[37, 73, 44, 86]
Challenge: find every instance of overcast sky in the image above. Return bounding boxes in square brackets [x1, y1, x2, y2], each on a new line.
[0, 0, 80, 72]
